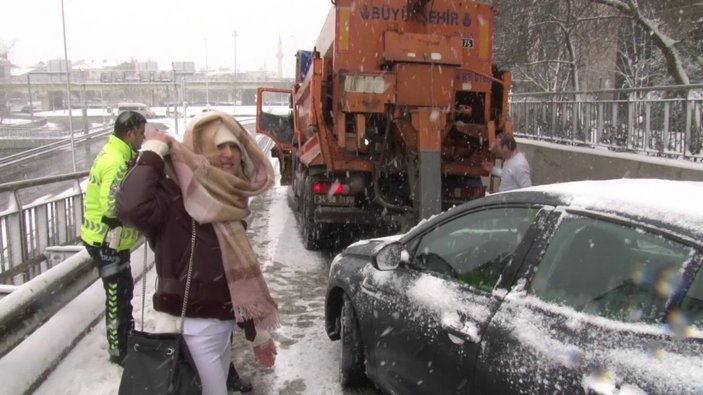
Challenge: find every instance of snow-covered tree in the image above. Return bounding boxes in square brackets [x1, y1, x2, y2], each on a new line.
[494, 0, 618, 92]
[589, 0, 691, 86]
[490, 0, 700, 92]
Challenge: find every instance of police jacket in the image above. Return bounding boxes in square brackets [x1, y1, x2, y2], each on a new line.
[116, 150, 236, 320]
[80, 135, 139, 251]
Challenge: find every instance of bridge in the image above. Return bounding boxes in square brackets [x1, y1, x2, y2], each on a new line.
[0, 73, 293, 111]
[0, 86, 702, 393]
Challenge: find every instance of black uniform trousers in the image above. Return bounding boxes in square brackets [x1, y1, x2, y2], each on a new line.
[85, 244, 134, 360]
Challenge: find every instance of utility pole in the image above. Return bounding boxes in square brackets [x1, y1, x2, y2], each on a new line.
[233, 30, 238, 116]
[60, 0, 76, 172]
[80, 67, 88, 135]
[182, 75, 187, 126]
[26, 73, 33, 119]
[171, 68, 179, 135]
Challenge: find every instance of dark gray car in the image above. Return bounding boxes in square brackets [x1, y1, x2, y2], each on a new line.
[325, 179, 703, 394]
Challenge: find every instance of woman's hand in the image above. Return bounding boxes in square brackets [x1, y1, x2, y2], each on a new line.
[142, 129, 174, 159]
[253, 338, 277, 367]
[145, 128, 173, 146]
[251, 329, 277, 367]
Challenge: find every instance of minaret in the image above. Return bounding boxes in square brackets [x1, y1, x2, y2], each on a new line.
[277, 35, 283, 79]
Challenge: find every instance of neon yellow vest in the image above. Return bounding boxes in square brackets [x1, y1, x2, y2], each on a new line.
[80, 135, 139, 251]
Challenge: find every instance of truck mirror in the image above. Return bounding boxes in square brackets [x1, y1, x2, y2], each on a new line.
[258, 90, 294, 145]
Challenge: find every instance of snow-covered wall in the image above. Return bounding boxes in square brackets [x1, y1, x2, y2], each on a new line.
[518, 138, 703, 186]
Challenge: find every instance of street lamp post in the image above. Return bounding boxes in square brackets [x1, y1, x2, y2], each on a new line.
[80, 67, 88, 134]
[26, 73, 33, 119]
[182, 75, 187, 126]
[204, 38, 209, 108]
[233, 30, 238, 116]
[60, 0, 76, 172]
[171, 68, 179, 135]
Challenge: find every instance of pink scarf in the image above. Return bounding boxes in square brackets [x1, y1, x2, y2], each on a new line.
[166, 111, 279, 330]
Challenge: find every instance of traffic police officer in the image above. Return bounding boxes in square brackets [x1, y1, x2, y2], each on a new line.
[80, 110, 145, 365]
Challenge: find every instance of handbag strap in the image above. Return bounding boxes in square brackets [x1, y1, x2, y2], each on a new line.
[137, 219, 197, 334]
[140, 245, 148, 331]
[178, 219, 197, 333]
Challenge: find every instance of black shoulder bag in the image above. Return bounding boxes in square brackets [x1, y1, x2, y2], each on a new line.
[118, 220, 201, 395]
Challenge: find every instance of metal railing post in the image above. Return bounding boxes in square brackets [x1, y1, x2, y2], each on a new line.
[56, 200, 68, 243]
[73, 179, 84, 239]
[627, 100, 636, 150]
[11, 191, 27, 267]
[644, 103, 651, 153]
[36, 205, 49, 260]
[663, 101, 671, 155]
[685, 95, 693, 159]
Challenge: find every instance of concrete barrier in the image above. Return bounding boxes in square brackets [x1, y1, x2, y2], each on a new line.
[0, 244, 154, 395]
[519, 138, 703, 186]
[0, 249, 96, 359]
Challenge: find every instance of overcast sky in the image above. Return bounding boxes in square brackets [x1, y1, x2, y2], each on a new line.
[0, 0, 332, 77]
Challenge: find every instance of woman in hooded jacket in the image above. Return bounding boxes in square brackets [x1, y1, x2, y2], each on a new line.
[117, 110, 278, 395]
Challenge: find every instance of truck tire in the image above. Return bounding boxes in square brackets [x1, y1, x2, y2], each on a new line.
[340, 294, 366, 387]
[291, 148, 302, 212]
[301, 176, 322, 249]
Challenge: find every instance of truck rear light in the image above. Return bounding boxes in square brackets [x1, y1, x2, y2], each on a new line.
[313, 181, 349, 195]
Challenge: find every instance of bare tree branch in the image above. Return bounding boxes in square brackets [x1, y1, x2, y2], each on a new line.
[589, 0, 690, 85]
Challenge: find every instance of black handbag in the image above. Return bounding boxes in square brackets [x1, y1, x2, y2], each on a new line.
[118, 220, 201, 395]
[118, 331, 200, 394]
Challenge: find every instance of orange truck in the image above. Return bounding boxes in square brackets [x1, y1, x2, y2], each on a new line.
[256, 0, 511, 249]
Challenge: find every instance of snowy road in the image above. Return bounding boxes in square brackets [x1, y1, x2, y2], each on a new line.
[34, 184, 382, 395]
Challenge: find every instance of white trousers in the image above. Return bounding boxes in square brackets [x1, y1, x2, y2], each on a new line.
[182, 317, 236, 395]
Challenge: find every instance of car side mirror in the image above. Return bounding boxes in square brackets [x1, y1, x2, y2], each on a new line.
[372, 242, 404, 271]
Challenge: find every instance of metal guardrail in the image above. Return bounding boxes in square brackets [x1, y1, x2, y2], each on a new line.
[0, 126, 112, 168]
[510, 84, 703, 162]
[0, 171, 88, 284]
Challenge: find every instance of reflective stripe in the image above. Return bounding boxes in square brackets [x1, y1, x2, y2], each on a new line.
[98, 261, 130, 278]
[121, 228, 139, 242]
[83, 217, 108, 239]
[107, 282, 120, 353]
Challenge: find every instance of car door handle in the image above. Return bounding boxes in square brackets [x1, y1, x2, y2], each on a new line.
[442, 322, 481, 344]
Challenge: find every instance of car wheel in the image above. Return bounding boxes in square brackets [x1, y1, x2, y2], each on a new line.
[340, 294, 366, 387]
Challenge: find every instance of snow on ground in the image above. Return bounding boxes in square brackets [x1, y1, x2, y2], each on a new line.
[229, 186, 355, 394]
[33, 258, 156, 395]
